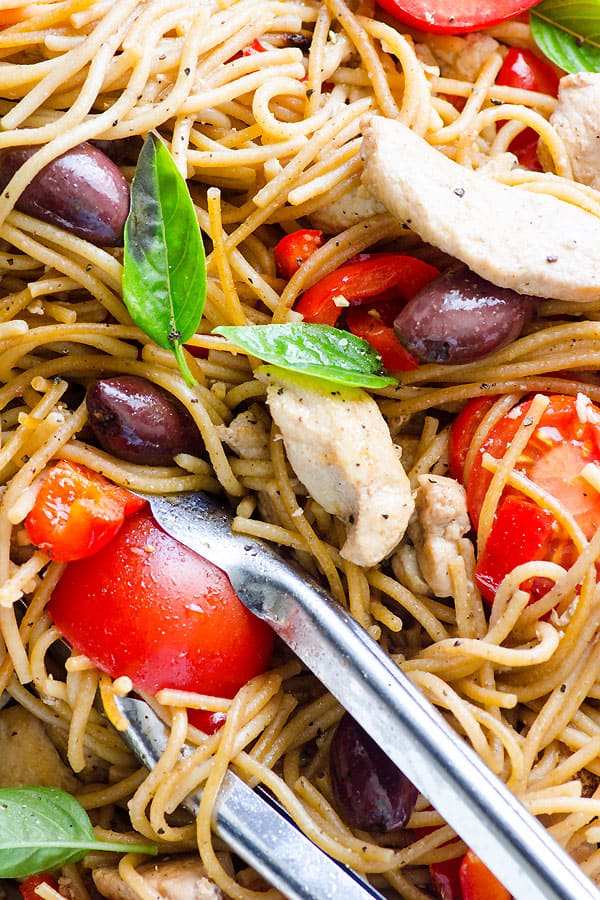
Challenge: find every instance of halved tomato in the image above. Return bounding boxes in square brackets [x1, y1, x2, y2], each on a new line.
[376, 0, 541, 35]
[464, 394, 600, 600]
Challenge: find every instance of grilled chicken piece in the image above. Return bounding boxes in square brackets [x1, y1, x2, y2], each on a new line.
[547, 72, 600, 191]
[216, 404, 270, 460]
[309, 182, 386, 232]
[92, 856, 223, 900]
[360, 115, 600, 302]
[408, 474, 471, 598]
[0, 704, 79, 791]
[258, 368, 414, 567]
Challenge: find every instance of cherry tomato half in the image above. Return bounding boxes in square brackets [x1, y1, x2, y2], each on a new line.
[465, 394, 600, 598]
[475, 495, 555, 603]
[0, 9, 26, 28]
[459, 849, 511, 900]
[448, 396, 496, 482]
[345, 305, 419, 371]
[496, 48, 560, 170]
[19, 875, 62, 900]
[295, 254, 439, 327]
[497, 47, 559, 96]
[430, 856, 463, 900]
[375, 0, 541, 35]
[49, 508, 274, 732]
[274, 229, 324, 279]
[25, 460, 146, 562]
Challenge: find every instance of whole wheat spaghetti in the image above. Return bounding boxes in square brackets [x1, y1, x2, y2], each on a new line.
[0, 2, 600, 899]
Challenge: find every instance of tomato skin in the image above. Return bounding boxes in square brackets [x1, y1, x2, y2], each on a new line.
[467, 394, 600, 532]
[25, 460, 146, 562]
[430, 857, 463, 900]
[497, 47, 559, 96]
[475, 495, 554, 603]
[422, 849, 510, 900]
[345, 305, 419, 371]
[241, 38, 268, 55]
[464, 394, 600, 602]
[459, 849, 511, 900]
[19, 875, 62, 899]
[295, 254, 439, 327]
[448, 396, 496, 482]
[0, 9, 26, 28]
[375, 0, 540, 35]
[496, 48, 560, 170]
[49, 509, 274, 731]
[274, 229, 324, 279]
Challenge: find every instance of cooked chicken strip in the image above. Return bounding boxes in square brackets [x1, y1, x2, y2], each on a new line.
[0, 705, 79, 791]
[92, 856, 223, 900]
[216, 404, 270, 460]
[360, 115, 600, 302]
[258, 367, 414, 567]
[308, 182, 386, 232]
[547, 72, 600, 191]
[407, 474, 471, 598]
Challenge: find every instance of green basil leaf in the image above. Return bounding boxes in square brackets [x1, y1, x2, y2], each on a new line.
[530, 1, 600, 73]
[0, 786, 156, 877]
[123, 132, 206, 386]
[212, 323, 398, 388]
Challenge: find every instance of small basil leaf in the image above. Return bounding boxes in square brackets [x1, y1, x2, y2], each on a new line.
[530, 1, 600, 73]
[123, 132, 206, 386]
[0, 786, 156, 877]
[212, 323, 398, 388]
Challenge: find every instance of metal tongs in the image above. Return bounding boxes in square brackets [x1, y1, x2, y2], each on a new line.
[113, 491, 598, 900]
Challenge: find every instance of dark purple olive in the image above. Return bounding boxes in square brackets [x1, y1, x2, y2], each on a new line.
[393, 264, 538, 364]
[86, 375, 203, 466]
[0, 142, 130, 245]
[330, 713, 418, 832]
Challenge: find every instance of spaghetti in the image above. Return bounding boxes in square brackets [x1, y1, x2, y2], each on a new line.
[0, 1, 600, 898]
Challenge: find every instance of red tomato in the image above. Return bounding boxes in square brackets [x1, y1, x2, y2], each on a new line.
[375, 0, 540, 34]
[459, 849, 511, 900]
[448, 396, 496, 482]
[241, 38, 268, 55]
[497, 47, 559, 96]
[227, 38, 269, 62]
[465, 394, 600, 594]
[345, 305, 419, 371]
[274, 229, 324, 279]
[496, 48, 560, 170]
[415, 823, 464, 899]
[19, 875, 62, 900]
[475, 495, 555, 603]
[295, 254, 439, 327]
[430, 856, 463, 899]
[49, 509, 275, 733]
[25, 460, 146, 562]
[0, 9, 25, 28]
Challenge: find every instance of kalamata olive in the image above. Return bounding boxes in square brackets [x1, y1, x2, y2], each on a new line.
[330, 713, 418, 832]
[393, 264, 538, 364]
[86, 375, 203, 466]
[0, 142, 130, 245]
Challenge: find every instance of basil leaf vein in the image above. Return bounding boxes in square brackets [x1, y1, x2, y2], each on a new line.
[212, 323, 398, 388]
[0, 786, 156, 877]
[123, 132, 206, 386]
[530, 1, 600, 73]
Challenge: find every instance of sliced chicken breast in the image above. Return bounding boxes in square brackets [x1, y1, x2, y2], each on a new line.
[360, 115, 600, 302]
